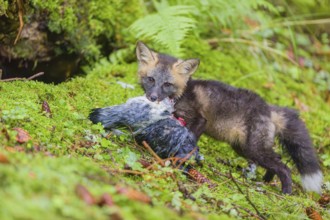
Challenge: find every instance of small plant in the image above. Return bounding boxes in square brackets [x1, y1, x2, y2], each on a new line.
[129, 0, 196, 56]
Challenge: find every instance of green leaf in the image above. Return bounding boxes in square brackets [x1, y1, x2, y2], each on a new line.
[129, 4, 196, 56]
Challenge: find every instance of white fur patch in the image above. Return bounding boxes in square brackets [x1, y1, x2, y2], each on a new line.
[147, 96, 174, 123]
[301, 170, 323, 194]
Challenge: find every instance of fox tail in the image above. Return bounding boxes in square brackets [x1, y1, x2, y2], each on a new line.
[271, 106, 323, 193]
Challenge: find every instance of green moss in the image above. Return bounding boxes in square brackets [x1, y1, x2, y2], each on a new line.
[0, 0, 8, 16]
[1, 0, 143, 63]
[1, 43, 329, 219]
[1, 28, 330, 220]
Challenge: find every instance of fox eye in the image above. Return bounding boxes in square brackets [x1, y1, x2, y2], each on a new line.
[147, 77, 155, 83]
[163, 82, 172, 87]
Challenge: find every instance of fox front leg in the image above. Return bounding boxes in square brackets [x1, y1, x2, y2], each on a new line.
[187, 116, 207, 141]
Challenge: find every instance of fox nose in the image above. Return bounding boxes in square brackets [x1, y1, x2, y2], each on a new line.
[150, 95, 158, 102]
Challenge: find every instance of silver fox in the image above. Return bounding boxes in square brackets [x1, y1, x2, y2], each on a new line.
[136, 41, 323, 194]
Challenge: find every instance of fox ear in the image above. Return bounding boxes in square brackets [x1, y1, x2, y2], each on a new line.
[136, 41, 156, 65]
[175, 58, 200, 76]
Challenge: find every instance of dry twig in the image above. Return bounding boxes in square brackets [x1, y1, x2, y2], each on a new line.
[232, 204, 265, 220]
[14, 0, 24, 45]
[0, 72, 44, 82]
[142, 141, 165, 166]
[208, 164, 285, 199]
[174, 147, 198, 169]
[229, 171, 266, 220]
[107, 168, 145, 176]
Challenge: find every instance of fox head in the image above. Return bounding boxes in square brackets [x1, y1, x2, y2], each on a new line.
[136, 41, 199, 102]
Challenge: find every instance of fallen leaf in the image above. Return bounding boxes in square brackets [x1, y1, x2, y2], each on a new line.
[5, 147, 16, 152]
[138, 159, 152, 168]
[0, 153, 10, 164]
[116, 185, 151, 204]
[306, 207, 323, 220]
[318, 194, 330, 208]
[97, 193, 115, 207]
[41, 101, 52, 118]
[75, 184, 96, 205]
[5, 146, 25, 152]
[14, 128, 31, 144]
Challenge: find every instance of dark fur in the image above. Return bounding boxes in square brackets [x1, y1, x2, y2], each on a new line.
[174, 80, 321, 194]
[136, 42, 323, 194]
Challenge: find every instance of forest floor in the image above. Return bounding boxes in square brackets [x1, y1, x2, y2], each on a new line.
[0, 41, 329, 220]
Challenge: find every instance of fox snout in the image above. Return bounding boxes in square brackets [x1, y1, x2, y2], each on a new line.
[146, 89, 164, 102]
[147, 93, 162, 102]
[149, 94, 158, 102]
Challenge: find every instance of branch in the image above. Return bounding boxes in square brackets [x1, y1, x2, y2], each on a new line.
[0, 72, 44, 82]
[141, 141, 165, 166]
[232, 204, 265, 220]
[107, 168, 145, 175]
[174, 147, 197, 168]
[208, 163, 285, 199]
[229, 171, 267, 220]
[14, 0, 24, 45]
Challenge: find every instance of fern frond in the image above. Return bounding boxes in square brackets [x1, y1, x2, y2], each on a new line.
[191, 0, 278, 29]
[129, 5, 196, 56]
[249, 0, 278, 14]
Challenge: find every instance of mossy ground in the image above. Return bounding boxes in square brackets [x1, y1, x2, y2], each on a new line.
[0, 41, 329, 219]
